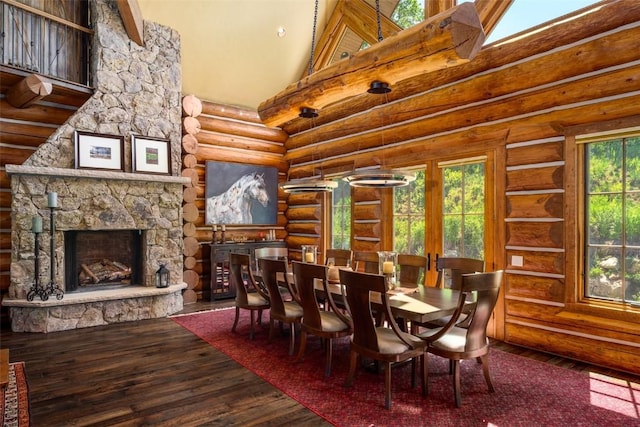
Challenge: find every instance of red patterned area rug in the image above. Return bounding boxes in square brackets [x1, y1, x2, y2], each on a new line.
[172, 309, 640, 427]
[1, 362, 30, 427]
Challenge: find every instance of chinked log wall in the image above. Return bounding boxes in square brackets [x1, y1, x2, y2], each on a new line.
[271, 0, 639, 373]
[180, 96, 288, 301]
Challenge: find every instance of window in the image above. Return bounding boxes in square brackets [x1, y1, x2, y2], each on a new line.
[584, 134, 640, 305]
[441, 161, 485, 259]
[331, 179, 351, 249]
[393, 169, 425, 255]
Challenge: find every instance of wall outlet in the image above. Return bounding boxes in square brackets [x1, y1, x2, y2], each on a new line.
[512, 255, 524, 267]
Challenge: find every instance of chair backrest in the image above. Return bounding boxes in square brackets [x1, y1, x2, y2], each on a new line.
[352, 251, 379, 273]
[435, 257, 485, 289]
[460, 270, 503, 352]
[397, 254, 428, 287]
[230, 253, 261, 305]
[325, 249, 353, 267]
[258, 257, 289, 317]
[292, 261, 327, 330]
[339, 269, 386, 352]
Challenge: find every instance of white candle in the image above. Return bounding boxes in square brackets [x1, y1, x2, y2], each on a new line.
[221, 224, 226, 232]
[382, 261, 394, 274]
[32, 216, 43, 233]
[305, 252, 314, 263]
[213, 225, 217, 232]
[47, 192, 57, 208]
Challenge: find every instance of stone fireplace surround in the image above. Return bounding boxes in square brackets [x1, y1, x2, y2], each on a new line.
[4, 165, 189, 332]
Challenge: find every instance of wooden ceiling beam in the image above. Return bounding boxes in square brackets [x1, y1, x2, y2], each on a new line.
[307, 1, 349, 75]
[116, 0, 144, 46]
[258, 2, 484, 128]
[475, 0, 514, 37]
[341, 0, 402, 45]
[425, 0, 456, 19]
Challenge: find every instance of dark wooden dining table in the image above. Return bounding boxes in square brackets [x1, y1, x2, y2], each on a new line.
[254, 268, 471, 326]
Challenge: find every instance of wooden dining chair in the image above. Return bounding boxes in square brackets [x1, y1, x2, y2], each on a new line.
[435, 257, 485, 289]
[424, 257, 485, 329]
[258, 257, 303, 355]
[325, 248, 353, 267]
[229, 253, 270, 340]
[352, 251, 379, 273]
[397, 254, 428, 288]
[339, 268, 427, 410]
[292, 261, 352, 377]
[417, 270, 504, 407]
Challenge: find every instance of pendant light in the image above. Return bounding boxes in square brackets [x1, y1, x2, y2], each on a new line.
[343, 0, 415, 189]
[279, 0, 336, 194]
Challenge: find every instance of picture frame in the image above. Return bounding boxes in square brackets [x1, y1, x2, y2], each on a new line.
[205, 161, 278, 225]
[132, 135, 171, 175]
[74, 131, 124, 171]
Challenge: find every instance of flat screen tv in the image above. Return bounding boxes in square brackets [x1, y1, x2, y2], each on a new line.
[205, 161, 278, 225]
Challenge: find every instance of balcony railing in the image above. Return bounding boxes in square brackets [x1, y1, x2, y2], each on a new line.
[0, 0, 92, 85]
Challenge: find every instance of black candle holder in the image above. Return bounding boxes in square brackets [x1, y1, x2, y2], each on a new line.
[26, 230, 42, 301]
[47, 206, 64, 300]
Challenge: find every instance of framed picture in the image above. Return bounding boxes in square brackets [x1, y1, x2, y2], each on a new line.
[74, 131, 124, 171]
[205, 161, 278, 225]
[132, 135, 171, 175]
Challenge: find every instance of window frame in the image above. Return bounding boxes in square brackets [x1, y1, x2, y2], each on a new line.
[566, 129, 640, 324]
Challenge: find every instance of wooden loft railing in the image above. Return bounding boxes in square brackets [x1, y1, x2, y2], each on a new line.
[0, 0, 92, 85]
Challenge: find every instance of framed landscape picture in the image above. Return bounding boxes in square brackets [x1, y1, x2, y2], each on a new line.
[74, 131, 124, 171]
[132, 135, 171, 175]
[205, 161, 278, 225]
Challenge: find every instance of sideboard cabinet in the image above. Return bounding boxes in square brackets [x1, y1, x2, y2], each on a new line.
[209, 241, 286, 300]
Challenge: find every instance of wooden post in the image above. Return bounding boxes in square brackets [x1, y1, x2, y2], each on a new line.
[6, 74, 53, 108]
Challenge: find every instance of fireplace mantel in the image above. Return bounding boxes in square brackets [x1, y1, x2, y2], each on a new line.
[5, 164, 191, 185]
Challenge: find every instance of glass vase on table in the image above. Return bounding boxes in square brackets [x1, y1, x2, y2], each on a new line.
[377, 251, 397, 290]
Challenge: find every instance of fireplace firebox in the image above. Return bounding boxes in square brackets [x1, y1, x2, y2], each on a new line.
[64, 230, 144, 292]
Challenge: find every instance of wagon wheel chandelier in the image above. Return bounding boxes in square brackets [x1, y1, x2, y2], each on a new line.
[279, 0, 337, 194]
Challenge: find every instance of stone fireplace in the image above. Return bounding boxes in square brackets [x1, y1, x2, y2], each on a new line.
[5, 166, 189, 332]
[2, 1, 188, 332]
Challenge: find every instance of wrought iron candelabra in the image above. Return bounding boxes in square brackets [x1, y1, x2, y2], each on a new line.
[27, 193, 64, 301]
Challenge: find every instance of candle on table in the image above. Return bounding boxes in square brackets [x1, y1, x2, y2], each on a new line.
[382, 261, 394, 274]
[221, 224, 226, 232]
[47, 192, 57, 208]
[213, 225, 217, 232]
[32, 216, 43, 233]
[305, 252, 314, 263]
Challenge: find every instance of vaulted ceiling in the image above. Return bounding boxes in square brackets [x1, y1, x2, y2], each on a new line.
[137, 0, 512, 111]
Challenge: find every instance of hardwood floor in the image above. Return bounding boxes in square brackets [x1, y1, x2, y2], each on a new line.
[1, 300, 638, 426]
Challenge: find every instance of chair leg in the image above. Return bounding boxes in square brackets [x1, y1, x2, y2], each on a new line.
[480, 354, 495, 393]
[257, 309, 263, 325]
[411, 357, 416, 388]
[288, 322, 296, 356]
[296, 330, 307, 362]
[453, 359, 462, 408]
[344, 350, 358, 387]
[324, 338, 333, 378]
[232, 307, 240, 332]
[384, 361, 392, 410]
[421, 354, 427, 398]
[249, 310, 255, 340]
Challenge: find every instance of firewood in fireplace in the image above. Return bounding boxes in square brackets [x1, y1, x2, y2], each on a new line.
[79, 259, 131, 285]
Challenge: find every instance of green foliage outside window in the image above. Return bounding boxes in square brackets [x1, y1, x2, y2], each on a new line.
[394, 170, 426, 254]
[331, 179, 351, 249]
[586, 136, 640, 304]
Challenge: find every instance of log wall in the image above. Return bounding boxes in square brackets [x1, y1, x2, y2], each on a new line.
[263, 1, 640, 374]
[180, 96, 288, 301]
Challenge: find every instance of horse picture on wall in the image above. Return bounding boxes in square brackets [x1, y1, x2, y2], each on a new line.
[205, 161, 278, 225]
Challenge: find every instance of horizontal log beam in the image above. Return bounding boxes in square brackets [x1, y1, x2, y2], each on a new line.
[6, 74, 52, 108]
[197, 115, 287, 143]
[257, 2, 484, 127]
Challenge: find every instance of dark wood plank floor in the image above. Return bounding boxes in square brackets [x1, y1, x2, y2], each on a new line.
[1, 300, 638, 426]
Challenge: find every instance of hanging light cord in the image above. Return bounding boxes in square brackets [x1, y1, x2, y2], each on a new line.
[308, 0, 319, 75]
[375, 0, 383, 42]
